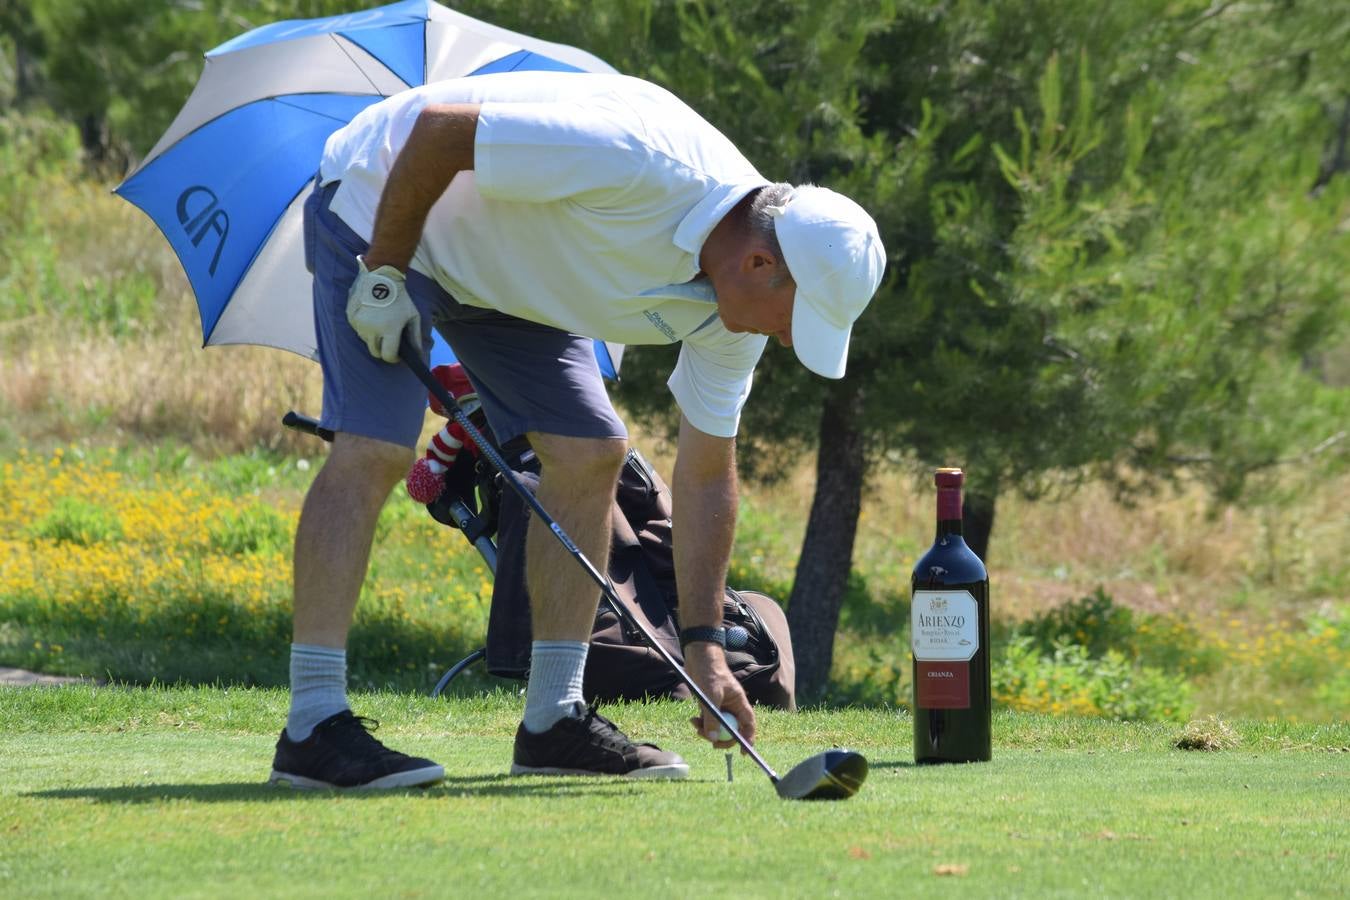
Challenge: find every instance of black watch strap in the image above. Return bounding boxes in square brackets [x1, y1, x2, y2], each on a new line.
[679, 626, 727, 649]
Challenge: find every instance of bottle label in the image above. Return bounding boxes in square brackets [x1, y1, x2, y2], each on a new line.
[912, 590, 979, 709]
[911, 590, 979, 660]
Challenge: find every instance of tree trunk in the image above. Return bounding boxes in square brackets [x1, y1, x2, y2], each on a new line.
[80, 114, 109, 164]
[962, 489, 997, 563]
[16, 43, 34, 102]
[785, 379, 866, 702]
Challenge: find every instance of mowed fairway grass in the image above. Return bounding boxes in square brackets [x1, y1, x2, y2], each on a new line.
[1, 686, 1346, 899]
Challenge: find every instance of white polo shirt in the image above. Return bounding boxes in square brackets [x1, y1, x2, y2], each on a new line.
[319, 71, 771, 438]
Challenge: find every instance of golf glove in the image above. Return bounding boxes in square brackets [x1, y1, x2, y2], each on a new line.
[346, 257, 420, 363]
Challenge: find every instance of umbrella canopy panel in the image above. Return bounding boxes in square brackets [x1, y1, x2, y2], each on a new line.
[117, 93, 381, 343]
[132, 35, 410, 171]
[115, 0, 623, 378]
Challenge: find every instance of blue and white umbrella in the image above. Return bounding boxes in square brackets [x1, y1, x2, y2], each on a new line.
[115, 0, 623, 377]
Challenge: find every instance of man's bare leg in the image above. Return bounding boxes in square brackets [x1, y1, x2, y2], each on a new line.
[524, 434, 628, 639]
[519, 434, 626, 732]
[293, 432, 411, 648]
[271, 431, 443, 789]
[510, 433, 688, 778]
[287, 432, 409, 741]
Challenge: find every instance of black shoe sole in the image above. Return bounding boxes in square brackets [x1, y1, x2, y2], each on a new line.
[268, 763, 445, 790]
[508, 762, 689, 780]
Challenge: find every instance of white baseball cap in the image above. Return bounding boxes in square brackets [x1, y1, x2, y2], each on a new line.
[769, 186, 886, 379]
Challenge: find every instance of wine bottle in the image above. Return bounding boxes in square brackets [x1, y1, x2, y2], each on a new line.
[911, 467, 991, 763]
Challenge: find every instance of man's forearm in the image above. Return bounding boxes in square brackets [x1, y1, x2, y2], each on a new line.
[363, 102, 480, 271]
[672, 434, 738, 631]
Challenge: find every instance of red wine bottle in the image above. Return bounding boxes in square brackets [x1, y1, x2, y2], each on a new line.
[911, 467, 991, 763]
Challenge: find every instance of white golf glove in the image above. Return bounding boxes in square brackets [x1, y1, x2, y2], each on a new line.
[346, 256, 420, 363]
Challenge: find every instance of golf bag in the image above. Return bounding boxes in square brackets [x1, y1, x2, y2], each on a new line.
[427, 442, 796, 710]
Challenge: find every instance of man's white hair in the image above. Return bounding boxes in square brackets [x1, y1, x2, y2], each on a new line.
[746, 183, 795, 286]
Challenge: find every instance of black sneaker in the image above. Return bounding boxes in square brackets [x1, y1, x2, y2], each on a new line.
[269, 710, 444, 790]
[511, 704, 689, 779]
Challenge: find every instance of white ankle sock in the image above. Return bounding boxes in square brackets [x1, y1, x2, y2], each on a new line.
[522, 641, 588, 734]
[286, 643, 349, 741]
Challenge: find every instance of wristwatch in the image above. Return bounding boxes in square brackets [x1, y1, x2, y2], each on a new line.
[679, 626, 727, 649]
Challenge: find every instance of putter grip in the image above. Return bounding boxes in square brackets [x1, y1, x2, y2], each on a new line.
[282, 411, 334, 442]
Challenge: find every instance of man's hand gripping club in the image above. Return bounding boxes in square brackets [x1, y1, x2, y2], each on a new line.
[347, 257, 420, 363]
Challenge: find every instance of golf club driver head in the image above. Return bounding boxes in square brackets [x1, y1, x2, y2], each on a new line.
[774, 749, 869, 801]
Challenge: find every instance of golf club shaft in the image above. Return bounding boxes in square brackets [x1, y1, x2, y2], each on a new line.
[401, 337, 781, 783]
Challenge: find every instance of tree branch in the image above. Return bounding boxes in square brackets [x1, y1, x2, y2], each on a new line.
[1160, 430, 1346, 470]
[1183, 2, 1236, 33]
[1311, 96, 1350, 197]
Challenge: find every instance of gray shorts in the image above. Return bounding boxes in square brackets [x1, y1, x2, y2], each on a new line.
[304, 180, 626, 449]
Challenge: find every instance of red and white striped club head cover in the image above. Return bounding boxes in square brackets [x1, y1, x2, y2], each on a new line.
[429, 363, 481, 418]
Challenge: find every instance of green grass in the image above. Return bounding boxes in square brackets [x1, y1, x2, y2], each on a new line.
[2, 685, 1346, 898]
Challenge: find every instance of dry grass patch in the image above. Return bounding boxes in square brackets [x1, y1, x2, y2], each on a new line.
[1175, 715, 1242, 751]
[1, 313, 322, 456]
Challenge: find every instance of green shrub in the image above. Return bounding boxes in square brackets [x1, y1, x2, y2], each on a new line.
[26, 497, 123, 546]
[1272, 608, 1350, 716]
[0, 110, 164, 334]
[208, 505, 291, 556]
[995, 636, 1193, 722]
[828, 616, 1195, 722]
[0, 111, 83, 184]
[1014, 588, 1222, 674]
[0, 112, 85, 321]
[1314, 667, 1350, 714]
[828, 640, 912, 707]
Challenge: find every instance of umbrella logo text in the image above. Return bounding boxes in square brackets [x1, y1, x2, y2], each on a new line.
[176, 186, 230, 276]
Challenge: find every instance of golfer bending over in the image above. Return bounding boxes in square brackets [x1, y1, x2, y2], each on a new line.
[270, 71, 885, 789]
